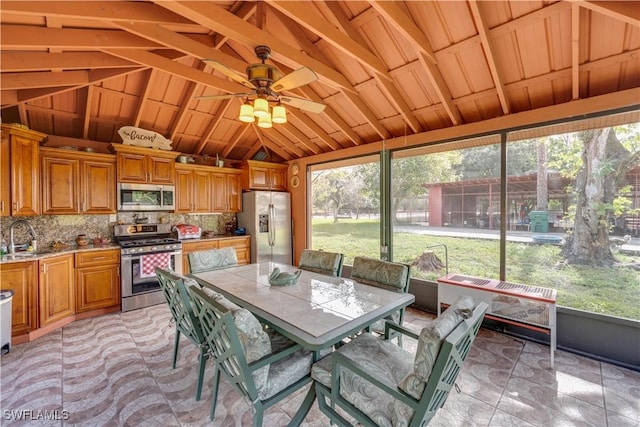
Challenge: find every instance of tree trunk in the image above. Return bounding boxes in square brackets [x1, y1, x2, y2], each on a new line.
[411, 251, 445, 272]
[561, 128, 621, 266]
[537, 139, 548, 210]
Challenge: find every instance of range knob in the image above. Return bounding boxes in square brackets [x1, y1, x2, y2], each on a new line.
[151, 246, 158, 251]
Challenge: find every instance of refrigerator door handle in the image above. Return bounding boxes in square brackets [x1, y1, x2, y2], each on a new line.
[268, 203, 276, 247]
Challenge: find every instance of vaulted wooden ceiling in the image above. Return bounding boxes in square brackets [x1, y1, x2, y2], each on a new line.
[1, 1, 639, 164]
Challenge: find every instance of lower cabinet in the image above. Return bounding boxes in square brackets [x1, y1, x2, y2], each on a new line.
[0, 261, 38, 337]
[75, 249, 120, 312]
[182, 237, 250, 274]
[39, 254, 75, 327]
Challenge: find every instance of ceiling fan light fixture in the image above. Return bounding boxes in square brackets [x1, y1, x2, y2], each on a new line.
[272, 104, 287, 124]
[253, 98, 269, 117]
[257, 114, 272, 129]
[238, 102, 255, 122]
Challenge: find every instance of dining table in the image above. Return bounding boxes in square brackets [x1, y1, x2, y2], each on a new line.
[189, 261, 416, 352]
[189, 261, 415, 425]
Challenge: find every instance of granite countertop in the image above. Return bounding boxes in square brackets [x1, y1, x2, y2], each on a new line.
[0, 243, 120, 264]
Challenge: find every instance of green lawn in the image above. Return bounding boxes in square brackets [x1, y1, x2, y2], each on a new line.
[311, 218, 640, 320]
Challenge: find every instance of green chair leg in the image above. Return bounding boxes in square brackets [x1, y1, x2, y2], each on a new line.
[195, 347, 207, 401]
[172, 329, 181, 369]
[210, 367, 221, 421]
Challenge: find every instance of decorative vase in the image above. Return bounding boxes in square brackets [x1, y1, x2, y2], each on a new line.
[76, 234, 89, 246]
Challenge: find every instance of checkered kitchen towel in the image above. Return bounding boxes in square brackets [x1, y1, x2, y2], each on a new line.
[140, 253, 171, 278]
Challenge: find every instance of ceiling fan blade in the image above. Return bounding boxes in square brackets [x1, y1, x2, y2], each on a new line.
[279, 96, 326, 114]
[195, 92, 252, 101]
[271, 67, 318, 92]
[202, 59, 255, 89]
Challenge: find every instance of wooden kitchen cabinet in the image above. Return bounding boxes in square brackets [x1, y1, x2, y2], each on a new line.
[182, 237, 250, 274]
[75, 249, 120, 312]
[40, 148, 116, 214]
[218, 236, 250, 265]
[1, 124, 46, 216]
[0, 261, 38, 337]
[241, 160, 287, 191]
[211, 170, 242, 213]
[39, 254, 75, 327]
[111, 144, 178, 184]
[175, 164, 212, 213]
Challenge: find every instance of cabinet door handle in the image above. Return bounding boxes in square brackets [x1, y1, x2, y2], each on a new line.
[13, 202, 17, 210]
[1, 201, 4, 212]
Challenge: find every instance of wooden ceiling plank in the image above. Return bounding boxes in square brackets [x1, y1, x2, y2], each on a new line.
[244, 141, 263, 160]
[367, 1, 437, 64]
[567, 0, 640, 28]
[264, 129, 307, 157]
[195, 98, 234, 155]
[0, 1, 198, 26]
[341, 90, 391, 139]
[1, 25, 162, 49]
[368, 1, 461, 125]
[168, 59, 204, 142]
[1, 91, 18, 106]
[254, 126, 292, 160]
[2, 70, 89, 90]
[268, 1, 390, 79]
[287, 109, 342, 151]
[102, 48, 248, 94]
[571, 4, 581, 100]
[468, 1, 510, 114]
[221, 124, 252, 158]
[278, 123, 322, 155]
[154, 1, 355, 93]
[0, 52, 138, 72]
[297, 86, 363, 146]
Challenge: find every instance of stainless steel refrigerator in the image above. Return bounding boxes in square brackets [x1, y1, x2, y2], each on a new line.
[237, 191, 292, 264]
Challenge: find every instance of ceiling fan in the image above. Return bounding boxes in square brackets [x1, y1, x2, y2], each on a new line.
[197, 45, 326, 114]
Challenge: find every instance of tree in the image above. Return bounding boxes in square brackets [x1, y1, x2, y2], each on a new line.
[561, 127, 640, 266]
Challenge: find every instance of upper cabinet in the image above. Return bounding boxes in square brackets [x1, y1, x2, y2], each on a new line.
[1, 124, 47, 216]
[111, 144, 178, 184]
[40, 148, 116, 215]
[176, 163, 241, 213]
[241, 160, 287, 191]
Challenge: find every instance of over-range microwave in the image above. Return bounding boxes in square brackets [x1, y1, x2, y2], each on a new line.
[117, 183, 175, 212]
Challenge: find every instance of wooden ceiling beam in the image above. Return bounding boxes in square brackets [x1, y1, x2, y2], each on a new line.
[468, 0, 510, 115]
[102, 48, 248, 94]
[369, 1, 462, 126]
[286, 110, 343, 151]
[1, 70, 90, 90]
[264, 129, 308, 158]
[567, 0, 640, 27]
[168, 59, 203, 143]
[268, 1, 389, 79]
[254, 126, 292, 160]
[133, 69, 156, 127]
[0, 1, 199, 26]
[277, 123, 322, 155]
[82, 86, 93, 139]
[0, 25, 162, 49]
[221, 123, 252, 158]
[0, 52, 138, 72]
[213, 2, 257, 49]
[154, 1, 355, 93]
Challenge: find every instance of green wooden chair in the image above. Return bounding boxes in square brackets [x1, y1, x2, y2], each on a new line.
[155, 268, 209, 401]
[188, 285, 319, 426]
[312, 296, 488, 427]
[351, 256, 411, 340]
[298, 249, 345, 277]
[188, 247, 238, 273]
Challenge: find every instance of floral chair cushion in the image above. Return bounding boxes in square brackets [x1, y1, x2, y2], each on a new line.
[200, 287, 272, 390]
[351, 257, 409, 293]
[312, 332, 415, 426]
[398, 295, 475, 399]
[298, 249, 343, 276]
[188, 247, 238, 273]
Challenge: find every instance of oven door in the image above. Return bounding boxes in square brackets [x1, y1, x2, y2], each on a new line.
[121, 250, 183, 297]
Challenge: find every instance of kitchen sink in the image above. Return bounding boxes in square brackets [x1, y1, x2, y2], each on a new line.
[2, 252, 37, 260]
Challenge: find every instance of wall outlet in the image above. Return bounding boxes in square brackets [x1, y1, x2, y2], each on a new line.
[109, 214, 117, 223]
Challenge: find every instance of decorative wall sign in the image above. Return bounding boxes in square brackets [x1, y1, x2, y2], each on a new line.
[118, 126, 173, 150]
[290, 175, 300, 188]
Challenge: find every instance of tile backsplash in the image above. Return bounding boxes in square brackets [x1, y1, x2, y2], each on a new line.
[0, 212, 236, 249]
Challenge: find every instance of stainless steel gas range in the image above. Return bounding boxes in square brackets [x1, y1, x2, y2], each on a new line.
[114, 223, 182, 312]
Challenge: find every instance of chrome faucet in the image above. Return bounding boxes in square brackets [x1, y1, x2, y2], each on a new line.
[8, 219, 38, 253]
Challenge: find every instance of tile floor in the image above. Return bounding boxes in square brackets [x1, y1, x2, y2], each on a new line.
[1, 304, 638, 426]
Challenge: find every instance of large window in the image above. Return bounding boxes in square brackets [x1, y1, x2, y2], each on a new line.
[307, 114, 639, 320]
[309, 157, 380, 265]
